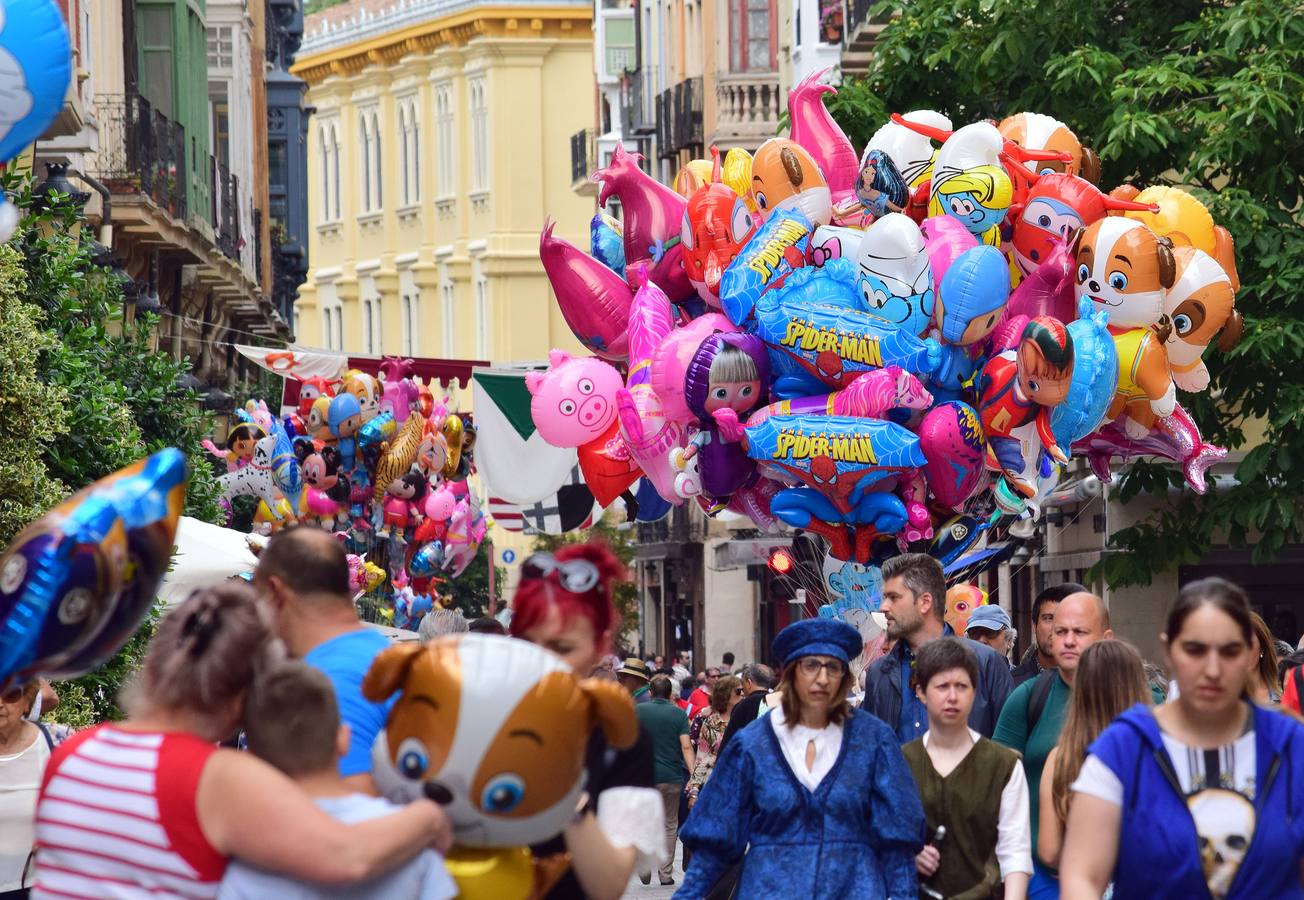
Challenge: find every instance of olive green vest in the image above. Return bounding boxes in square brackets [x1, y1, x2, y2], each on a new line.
[903, 735, 1019, 900]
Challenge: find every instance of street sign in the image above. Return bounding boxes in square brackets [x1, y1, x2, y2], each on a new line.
[501, 549, 516, 565]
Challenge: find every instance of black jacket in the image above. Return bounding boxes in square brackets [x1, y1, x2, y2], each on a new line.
[719, 689, 768, 751]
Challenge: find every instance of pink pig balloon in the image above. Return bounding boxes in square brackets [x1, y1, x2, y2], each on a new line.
[920, 215, 978, 283]
[525, 348, 626, 448]
[917, 400, 986, 509]
[592, 144, 695, 303]
[540, 220, 633, 361]
[788, 69, 860, 215]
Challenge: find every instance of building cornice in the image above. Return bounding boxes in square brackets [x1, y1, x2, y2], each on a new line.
[293, 3, 591, 85]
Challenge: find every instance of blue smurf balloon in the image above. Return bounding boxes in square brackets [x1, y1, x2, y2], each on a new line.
[0, 449, 187, 687]
[719, 207, 813, 329]
[1051, 299, 1118, 450]
[0, 0, 72, 162]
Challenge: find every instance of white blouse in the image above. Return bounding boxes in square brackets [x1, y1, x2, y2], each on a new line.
[770, 706, 843, 792]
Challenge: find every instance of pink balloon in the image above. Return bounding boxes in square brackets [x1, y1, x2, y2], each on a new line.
[617, 272, 687, 503]
[788, 69, 860, 210]
[649, 312, 738, 426]
[917, 400, 986, 509]
[920, 216, 978, 283]
[540, 220, 633, 361]
[1006, 237, 1077, 322]
[592, 144, 695, 302]
[525, 348, 626, 448]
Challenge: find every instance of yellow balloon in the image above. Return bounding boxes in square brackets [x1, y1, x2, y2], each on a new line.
[442, 414, 463, 479]
[1120, 185, 1239, 292]
[443, 847, 535, 900]
[672, 158, 714, 197]
[722, 148, 755, 211]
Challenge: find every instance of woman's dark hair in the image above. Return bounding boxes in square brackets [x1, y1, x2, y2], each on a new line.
[911, 636, 979, 693]
[1166, 577, 1253, 646]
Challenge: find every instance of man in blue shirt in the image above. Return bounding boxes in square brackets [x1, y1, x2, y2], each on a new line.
[254, 527, 395, 793]
[862, 553, 1014, 742]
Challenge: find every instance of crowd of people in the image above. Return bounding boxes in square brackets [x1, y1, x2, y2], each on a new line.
[1, 532, 1303, 900]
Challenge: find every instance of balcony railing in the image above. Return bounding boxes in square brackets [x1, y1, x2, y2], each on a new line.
[92, 93, 188, 220]
[253, 207, 264, 284]
[621, 73, 656, 139]
[655, 76, 704, 159]
[211, 158, 241, 260]
[570, 128, 595, 184]
[713, 72, 782, 148]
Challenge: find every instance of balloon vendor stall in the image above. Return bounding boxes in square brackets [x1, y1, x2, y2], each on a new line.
[533, 68, 1243, 636]
[204, 347, 495, 626]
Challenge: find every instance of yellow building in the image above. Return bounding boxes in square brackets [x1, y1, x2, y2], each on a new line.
[291, 0, 597, 363]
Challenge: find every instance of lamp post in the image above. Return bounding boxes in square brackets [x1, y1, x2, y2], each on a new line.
[203, 384, 236, 438]
[31, 163, 90, 241]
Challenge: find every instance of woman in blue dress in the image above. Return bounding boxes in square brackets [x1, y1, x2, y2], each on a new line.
[677, 618, 925, 899]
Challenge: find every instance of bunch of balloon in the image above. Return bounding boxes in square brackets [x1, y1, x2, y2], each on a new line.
[532, 66, 1242, 589]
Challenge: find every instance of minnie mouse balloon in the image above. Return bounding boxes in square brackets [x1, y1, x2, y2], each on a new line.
[0, 449, 187, 687]
[0, 0, 72, 162]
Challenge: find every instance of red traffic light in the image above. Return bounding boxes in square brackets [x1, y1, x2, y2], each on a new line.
[767, 548, 795, 575]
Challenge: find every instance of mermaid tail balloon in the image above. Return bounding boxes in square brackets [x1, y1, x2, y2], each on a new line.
[540, 220, 633, 361]
[788, 69, 860, 217]
[1072, 403, 1227, 494]
[747, 366, 932, 428]
[591, 144, 695, 303]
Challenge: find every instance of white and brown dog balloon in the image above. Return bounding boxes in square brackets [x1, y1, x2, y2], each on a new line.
[1164, 247, 1241, 393]
[363, 634, 637, 896]
[1074, 217, 1179, 432]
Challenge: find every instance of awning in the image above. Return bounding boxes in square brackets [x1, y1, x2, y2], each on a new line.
[159, 516, 266, 606]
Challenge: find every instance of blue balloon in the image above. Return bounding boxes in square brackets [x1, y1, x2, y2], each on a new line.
[719, 208, 814, 329]
[408, 541, 444, 579]
[590, 214, 626, 274]
[754, 275, 941, 397]
[1051, 299, 1118, 450]
[0, 0, 73, 161]
[632, 477, 671, 522]
[746, 414, 925, 517]
[936, 245, 1010, 345]
[0, 449, 187, 687]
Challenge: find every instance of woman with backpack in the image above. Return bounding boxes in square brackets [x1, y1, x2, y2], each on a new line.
[1060, 577, 1304, 900]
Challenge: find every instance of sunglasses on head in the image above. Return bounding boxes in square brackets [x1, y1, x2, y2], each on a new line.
[521, 552, 601, 594]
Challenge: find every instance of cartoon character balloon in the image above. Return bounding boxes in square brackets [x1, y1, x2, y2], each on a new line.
[997, 113, 1100, 182]
[855, 213, 934, 336]
[682, 147, 757, 307]
[1163, 247, 1240, 392]
[787, 69, 860, 221]
[865, 110, 953, 189]
[749, 139, 833, 226]
[0, 450, 186, 687]
[0, 0, 72, 163]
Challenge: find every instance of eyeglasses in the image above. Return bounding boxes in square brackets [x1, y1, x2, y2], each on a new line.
[520, 553, 600, 594]
[1, 685, 25, 705]
[797, 657, 846, 677]
[733, 687, 744, 695]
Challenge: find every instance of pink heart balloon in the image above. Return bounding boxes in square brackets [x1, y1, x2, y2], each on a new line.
[917, 401, 986, 509]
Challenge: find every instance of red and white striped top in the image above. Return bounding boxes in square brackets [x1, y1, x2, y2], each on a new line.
[32, 725, 227, 899]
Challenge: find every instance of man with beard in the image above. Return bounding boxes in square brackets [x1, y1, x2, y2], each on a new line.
[862, 553, 1014, 743]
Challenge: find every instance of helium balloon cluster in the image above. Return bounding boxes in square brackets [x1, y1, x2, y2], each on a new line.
[205, 360, 488, 622]
[537, 68, 1242, 573]
[0, 450, 186, 688]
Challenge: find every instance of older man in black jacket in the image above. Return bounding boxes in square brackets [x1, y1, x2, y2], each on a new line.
[862, 553, 1013, 742]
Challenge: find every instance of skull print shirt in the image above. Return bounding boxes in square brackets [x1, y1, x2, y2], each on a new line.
[1075, 726, 1256, 900]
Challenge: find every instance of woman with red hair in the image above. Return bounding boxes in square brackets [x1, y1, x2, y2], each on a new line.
[511, 542, 664, 899]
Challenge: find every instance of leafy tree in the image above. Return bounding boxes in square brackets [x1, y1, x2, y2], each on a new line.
[828, 0, 1304, 585]
[1, 169, 229, 723]
[530, 514, 641, 645]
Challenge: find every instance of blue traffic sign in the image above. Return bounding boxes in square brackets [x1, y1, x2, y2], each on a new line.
[501, 549, 516, 565]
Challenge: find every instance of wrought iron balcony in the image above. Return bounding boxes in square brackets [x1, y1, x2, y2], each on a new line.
[655, 76, 704, 159]
[92, 93, 188, 220]
[621, 73, 656, 139]
[211, 157, 241, 260]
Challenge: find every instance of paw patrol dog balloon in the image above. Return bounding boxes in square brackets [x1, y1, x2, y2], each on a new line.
[364, 634, 638, 848]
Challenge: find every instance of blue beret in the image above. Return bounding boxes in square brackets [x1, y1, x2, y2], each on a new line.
[772, 618, 863, 668]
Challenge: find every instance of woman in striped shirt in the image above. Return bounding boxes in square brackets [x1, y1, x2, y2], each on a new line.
[31, 583, 449, 899]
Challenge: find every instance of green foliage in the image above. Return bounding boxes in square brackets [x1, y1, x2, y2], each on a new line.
[530, 514, 641, 639]
[46, 602, 164, 728]
[440, 542, 507, 620]
[0, 168, 230, 724]
[830, 0, 1304, 586]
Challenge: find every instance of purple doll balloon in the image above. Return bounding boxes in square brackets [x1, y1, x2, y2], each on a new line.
[540, 220, 633, 361]
[669, 333, 771, 508]
[592, 144, 696, 303]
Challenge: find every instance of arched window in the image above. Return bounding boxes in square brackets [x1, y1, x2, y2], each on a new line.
[398, 106, 409, 204]
[469, 78, 488, 191]
[362, 298, 374, 353]
[371, 112, 382, 209]
[318, 125, 330, 221]
[360, 115, 372, 211]
[329, 124, 341, 219]
[407, 101, 420, 203]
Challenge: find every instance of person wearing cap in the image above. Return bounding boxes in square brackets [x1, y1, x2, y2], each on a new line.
[904, 637, 1031, 900]
[617, 657, 653, 704]
[966, 604, 1016, 662]
[678, 619, 925, 899]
